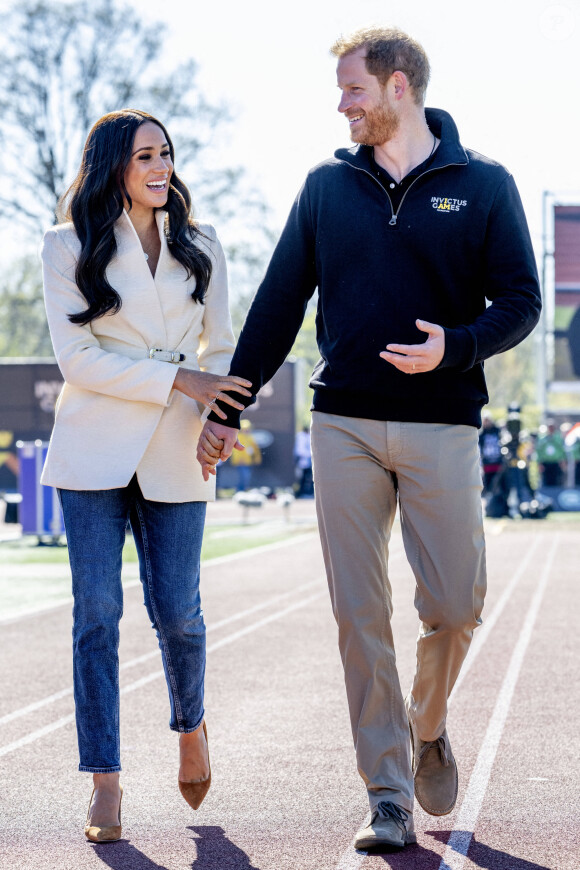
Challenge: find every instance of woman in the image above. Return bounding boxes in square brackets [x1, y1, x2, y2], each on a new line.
[40, 109, 251, 843]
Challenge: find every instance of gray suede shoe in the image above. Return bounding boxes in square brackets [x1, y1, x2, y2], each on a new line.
[353, 801, 416, 851]
[409, 718, 458, 816]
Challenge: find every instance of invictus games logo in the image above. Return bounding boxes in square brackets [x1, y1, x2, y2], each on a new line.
[431, 196, 467, 213]
[34, 380, 63, 413]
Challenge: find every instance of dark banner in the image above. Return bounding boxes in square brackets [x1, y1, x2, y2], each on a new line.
[0, 359, 298, 492]
[216, 361, 297, 490]
[0, 359, 62, 491]
[553, 205, 580, 381]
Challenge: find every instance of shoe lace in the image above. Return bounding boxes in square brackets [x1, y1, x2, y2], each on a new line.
[375, 801, 409, 835]
[419, 734, 450, 767]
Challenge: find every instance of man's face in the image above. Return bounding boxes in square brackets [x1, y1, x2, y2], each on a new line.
[336, 49, 399, 146]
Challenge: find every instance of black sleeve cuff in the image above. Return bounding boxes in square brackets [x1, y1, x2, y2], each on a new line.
[439, 326, 477, 371]
[207, 405, 242, 429]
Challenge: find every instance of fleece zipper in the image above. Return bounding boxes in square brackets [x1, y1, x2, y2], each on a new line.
[344, 160, 465, 226]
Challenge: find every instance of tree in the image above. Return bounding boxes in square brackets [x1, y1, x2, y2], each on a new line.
[0, 0, 270, 231]
[0, 0, 274, 355]
[290, 299, 319, 372]
[289, 297, 319, 426]
[484, 334, 538, 415]
[0, 256, 54, 357]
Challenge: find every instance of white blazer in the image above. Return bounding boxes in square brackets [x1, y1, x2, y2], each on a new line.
[40, 209, 235, 502]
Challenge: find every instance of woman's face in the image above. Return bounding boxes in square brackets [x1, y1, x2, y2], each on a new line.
[122, 121, 174, 216]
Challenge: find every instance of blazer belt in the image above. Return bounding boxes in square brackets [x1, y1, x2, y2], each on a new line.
[149, 347, 186, 363]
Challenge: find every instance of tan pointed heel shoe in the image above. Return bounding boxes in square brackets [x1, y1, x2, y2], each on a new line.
[178, 721, 211, 810]
[84, 784, 123, 843]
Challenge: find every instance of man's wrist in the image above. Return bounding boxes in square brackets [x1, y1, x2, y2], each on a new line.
[208, 407, 242, 428]
[440, 325, 476, 371]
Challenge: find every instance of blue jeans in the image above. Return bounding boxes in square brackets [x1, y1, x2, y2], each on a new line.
[58, 476, 207, 773]
[236, 465, 252, 491]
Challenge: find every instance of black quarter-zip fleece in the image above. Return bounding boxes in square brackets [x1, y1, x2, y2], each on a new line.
[213, 108, 541, 429]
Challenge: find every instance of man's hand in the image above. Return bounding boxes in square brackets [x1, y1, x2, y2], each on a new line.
[379, 319, 445, 374]
[196, 420, 245, 482]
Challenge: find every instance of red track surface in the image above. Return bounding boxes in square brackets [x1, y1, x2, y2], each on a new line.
[1, 506, 578, 870]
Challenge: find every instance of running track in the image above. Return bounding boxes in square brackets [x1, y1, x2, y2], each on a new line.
[0, 509, 578, 870]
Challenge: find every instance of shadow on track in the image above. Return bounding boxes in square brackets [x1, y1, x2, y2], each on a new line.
[86, 825, 261, 870]
[365, 841, 443, 868]
[88, 840, 169, 869]
[189, 826, 262, 869]
[363, 831, 551, 869]
[422, 830, 551, 870]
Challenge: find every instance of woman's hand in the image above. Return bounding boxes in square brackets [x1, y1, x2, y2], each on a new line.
[196, 420, 244, 481]
[173, 369, 252, 419]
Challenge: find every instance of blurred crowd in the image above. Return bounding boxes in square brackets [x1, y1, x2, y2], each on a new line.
[478, 405, 580, 518]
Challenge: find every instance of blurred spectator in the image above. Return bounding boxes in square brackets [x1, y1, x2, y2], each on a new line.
[519, 429, 539, 491]
[229, 419, 262, 491]
[478, 414, 503, 495]
[535, 421, 567, 487]
[294, 425, 313, 497]
[564, 422, 580, 486]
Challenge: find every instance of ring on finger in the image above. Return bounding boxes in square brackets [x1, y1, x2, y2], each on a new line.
[412, 363, 416, 371]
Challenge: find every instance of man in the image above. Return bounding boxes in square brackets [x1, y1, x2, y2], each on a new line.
[478, 414, 504, 496]
[294, 424, 313, 497]
[535, 420, 567, 487]
[198, 26, 541, 851]
[229, 418, 262, 491]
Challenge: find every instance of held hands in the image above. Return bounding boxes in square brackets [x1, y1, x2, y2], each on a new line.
[379, 319, 445, 374]
[196, 420, 244, 482]
[173, 369, 252, 420]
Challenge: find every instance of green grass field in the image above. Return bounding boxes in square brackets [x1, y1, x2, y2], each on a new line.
[0, 522, 311, 564]
[0, 523, 315, 621]
[1, 513, 577, 621]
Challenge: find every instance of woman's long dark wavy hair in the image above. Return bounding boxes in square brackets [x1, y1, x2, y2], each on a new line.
[58, 109, 212, 325]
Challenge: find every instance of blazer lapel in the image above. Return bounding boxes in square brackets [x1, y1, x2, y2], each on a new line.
[108, 210, 169, 349]
[153, 212, 205, 352]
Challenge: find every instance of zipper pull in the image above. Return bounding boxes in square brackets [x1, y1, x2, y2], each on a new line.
[389, 215, 397, 226]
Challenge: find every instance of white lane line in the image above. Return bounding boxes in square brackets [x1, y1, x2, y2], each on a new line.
[0, 580, 323, 727]
[198, 531, 318, 569]
[438, 536, 558, 870]
[0, 686, 74, 728]
[118, 579, 322, 671]
[0, 713, 76, 759]
[449, 535, 543, 703]
[0, 531, 320, 626]
[206, 592, 326, 653]
[2, 550, 407, 725]
[335, 847, 366, 870]
[1, 531, 408, 628]
[117, 593, 326, 697]
[335, 843, 368, 870]
[333, 534, 549, 870]
[0, 590, 326, 758]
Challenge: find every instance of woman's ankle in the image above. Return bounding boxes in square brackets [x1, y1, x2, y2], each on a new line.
[179, 723, 209, 781]
[93, 771, 120, 790]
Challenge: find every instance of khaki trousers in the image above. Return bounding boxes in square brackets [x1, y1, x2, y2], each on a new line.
[310, 413, 486, 812]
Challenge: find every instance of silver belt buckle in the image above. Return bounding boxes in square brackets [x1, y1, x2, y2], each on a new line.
[149, 347, 186, 363]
